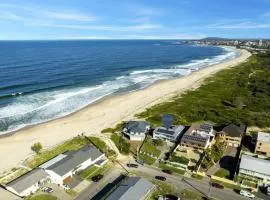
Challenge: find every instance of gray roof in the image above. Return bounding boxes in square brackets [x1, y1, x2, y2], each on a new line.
[47, 145, 103, 176]
[240, 154, 270, 176]
[257, 132, 270, 142]
[106, 177, 154, 200]
[123, 121, 150, 134]
[6, 168, 49, 194]
[222, 124, 243, 138]
[200, 123, 213, 133]
[155, 125, 185, 136]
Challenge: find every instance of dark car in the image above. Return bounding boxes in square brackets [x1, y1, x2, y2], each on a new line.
[155, 176, 166, 181]
[212, 182, 224, 189]
[42, 187, 54, 193]
[127, 163, 139, 168]
[91, 174, 104, 182]
[162, 169, 172, 174]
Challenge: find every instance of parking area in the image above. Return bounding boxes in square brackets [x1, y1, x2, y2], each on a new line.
[35, 183, 73, 200]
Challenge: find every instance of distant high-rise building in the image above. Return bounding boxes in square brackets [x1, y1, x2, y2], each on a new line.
[234, 40, 239, 46]
[259, 39, 263, 46]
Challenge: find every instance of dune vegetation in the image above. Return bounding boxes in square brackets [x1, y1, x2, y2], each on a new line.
[137, 52, 270, 128]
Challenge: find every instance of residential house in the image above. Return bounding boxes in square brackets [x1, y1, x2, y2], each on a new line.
[255, 132, 270, 156]
[153, 125, 185, 142]
[180, 123, 214, 150]
[6, 168, 49, 197]
[122, 121, 150, 141]
[238, 154, 270, 185]
[40, 145, 107, 186]
[105, 177, 155, 200]
[219, 124, 245, 147]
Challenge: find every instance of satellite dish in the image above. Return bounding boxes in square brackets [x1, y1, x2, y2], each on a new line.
[162, 114, 173, 129]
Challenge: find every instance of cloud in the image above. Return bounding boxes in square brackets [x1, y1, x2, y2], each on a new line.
[262, 11, 270, 17]
[206, 22, 270, 29]
[0, 3, 96, 22]
[0, 11, 25, 21]
[33, 23, 162, 31]
[43, 11, 96, 22]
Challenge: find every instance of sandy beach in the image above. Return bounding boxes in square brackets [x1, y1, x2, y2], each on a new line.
[0, 48, 251, 174]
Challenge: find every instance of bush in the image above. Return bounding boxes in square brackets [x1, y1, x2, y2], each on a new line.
[214, 168, 230, 179]
[31, 142, 42, 154]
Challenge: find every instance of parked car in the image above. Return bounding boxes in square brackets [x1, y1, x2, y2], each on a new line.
[92, 174, 104, 182]
[266, 186, 270, 195]
[135, 159, 144, 165]
[155, 176, 166, 181]
[127, 163, 139, 168]
[42, 187, 54, 193]
[162, 169, 172, 175]
[240, 190, 255, 199]
[63, 184, 70, 191]
[211, 182, 224, 189]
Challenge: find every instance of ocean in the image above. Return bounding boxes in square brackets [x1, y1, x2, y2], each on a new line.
[0, 40, 239, 134]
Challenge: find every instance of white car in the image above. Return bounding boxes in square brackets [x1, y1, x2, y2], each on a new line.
[240, 190, 255, 199]
[62, 184, 70, 190]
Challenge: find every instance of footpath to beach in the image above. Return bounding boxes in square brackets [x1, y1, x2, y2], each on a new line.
[0, 48, 251, 174]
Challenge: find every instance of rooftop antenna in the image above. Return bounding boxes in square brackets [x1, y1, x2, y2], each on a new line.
[162, 114, 173, 129]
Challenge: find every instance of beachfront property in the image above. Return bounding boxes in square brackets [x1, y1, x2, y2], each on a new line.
[153, 125, 185, 142]
[105, 177, 155, 200]
[5, 168, 50, 197]
[238, 154, 270, 185]
[219, 124, 245, 147]
[180, 123, 214, 150]
[40, 145, 107, 186]
[122, 121, 151, 141]
[254, 132, 270, 157]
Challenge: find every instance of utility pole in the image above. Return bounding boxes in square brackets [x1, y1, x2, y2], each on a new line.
[208, 179, 212, 198]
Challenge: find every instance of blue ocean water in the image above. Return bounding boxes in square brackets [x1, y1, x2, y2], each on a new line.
[0, 40, 238, 134]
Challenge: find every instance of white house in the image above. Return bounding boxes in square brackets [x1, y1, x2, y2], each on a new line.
[153, 125, 185, 142]
[40, 145, 107, 186]
[238, 154, 270, 185]
[6, 168, 50, 197]
[122, 121, 151, 141]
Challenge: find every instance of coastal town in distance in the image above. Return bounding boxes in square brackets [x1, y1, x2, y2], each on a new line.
[1, 1, 270, 200]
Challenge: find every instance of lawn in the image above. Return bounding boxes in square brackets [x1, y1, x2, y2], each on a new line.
[88, 136, 107, 151]
[180, 189, 204, 200]
[27, 194, 57, 200]
[191, 173, 204, 180]
[211, 178, 241, 190]
[138, 153, 156, 165]
[169, 153, 189, 165]
[159, 162, 185, 175]
[110, 133, 130, 154]
[26, 136, 89, 168]
[79, 165, 99, 180]
[214, 168, 230, 179]
[140, 136, 161, 157]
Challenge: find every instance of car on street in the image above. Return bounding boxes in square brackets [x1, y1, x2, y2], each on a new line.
[42, 187, 54, 193]
[240, 190, 255, 199]
[63, 184, 70, 191]
[92, 174, 104, 182]
[162, 169, 172, 175]
[155, 176, 166, 181]
[266, 186, 270, 195]
[211, 182, 224, 189]
[127, 163, 139, 168]
[135, 159, 144, 165]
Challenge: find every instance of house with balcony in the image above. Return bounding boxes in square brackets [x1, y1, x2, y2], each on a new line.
[122, 121, 151, 141]
[238, 154, 270, 186]
[254, 132, 270, 157]
[219, 124, 245, 147]
[153, 125, 185, 143]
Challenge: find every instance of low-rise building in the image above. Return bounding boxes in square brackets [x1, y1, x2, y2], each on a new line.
[153, 125, 185, 142]
[219, 124, 245, 147]
[180, 123, 214, 150]
[238, 154, 270, 185]
[255, 132, 270, 156]
[6, 168, 49, 197]
[105, 177, 155, 200]
[40, 145, 107, 186]
[122, 121, 150, 141]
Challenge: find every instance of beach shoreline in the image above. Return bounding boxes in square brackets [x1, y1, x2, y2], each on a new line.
[0, 47, 251, 174]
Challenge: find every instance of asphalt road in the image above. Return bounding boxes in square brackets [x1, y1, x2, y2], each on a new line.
[75, 158, 263, 200]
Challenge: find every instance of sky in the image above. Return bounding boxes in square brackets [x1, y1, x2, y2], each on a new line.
[0, 0, 270, 40]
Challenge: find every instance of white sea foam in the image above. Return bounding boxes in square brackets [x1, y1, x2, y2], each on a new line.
[0, 46, 239, 135]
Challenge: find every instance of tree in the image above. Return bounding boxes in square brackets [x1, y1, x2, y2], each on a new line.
[31, 142, 42, 154]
